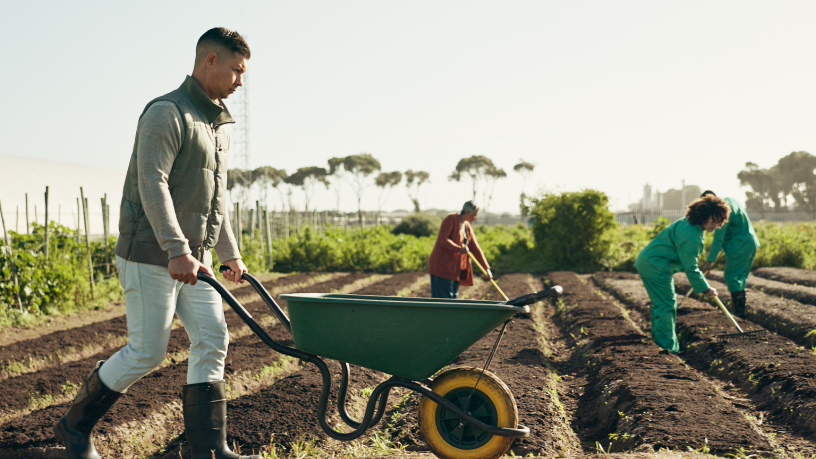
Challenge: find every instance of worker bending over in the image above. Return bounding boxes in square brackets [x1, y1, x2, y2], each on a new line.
[700, 191, 759, 319]
[428, 201, 491, 298]
[635, 195, 731, 354]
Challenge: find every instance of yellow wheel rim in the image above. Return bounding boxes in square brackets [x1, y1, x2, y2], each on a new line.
[419, 367, 518, 459]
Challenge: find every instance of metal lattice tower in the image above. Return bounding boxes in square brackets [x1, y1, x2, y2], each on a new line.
[231, 72, 252, 206]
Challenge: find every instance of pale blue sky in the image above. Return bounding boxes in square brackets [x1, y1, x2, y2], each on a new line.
[3, 1, 816, 213]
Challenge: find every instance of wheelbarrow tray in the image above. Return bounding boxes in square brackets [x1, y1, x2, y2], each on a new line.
[280, 293, 525, 381]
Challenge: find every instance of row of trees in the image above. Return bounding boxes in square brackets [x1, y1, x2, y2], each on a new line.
[739, 151, 816, 211]
[228, 154, 536, 215]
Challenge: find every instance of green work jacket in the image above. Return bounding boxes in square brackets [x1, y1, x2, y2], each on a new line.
[635, 217, 710, 293]
[706, 197, 760, 263]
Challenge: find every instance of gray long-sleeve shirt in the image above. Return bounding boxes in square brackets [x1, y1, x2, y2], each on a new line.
[136, 101, 241, 263]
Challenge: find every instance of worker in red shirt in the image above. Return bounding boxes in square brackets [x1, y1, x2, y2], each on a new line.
[428, 201, 492, 298]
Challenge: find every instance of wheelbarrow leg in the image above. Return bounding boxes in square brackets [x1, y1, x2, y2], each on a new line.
[338, 362, 391, 430]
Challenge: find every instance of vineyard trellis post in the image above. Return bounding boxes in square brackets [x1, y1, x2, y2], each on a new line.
[0, 200, 24, 311]
[25, 193, 30, 235]
[80, 188, 95, 298]
[255, 200, 261, 231]
[263, 210, 273, 270]
[101, 195, 111, 278]
[75, 198, 81, 245]
[44, 187, 49, 260]
[234, 202, 242, 251]
[248, 208, 255, 239]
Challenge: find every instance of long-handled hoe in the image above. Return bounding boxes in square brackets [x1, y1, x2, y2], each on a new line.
[685, 287, 766, 341]
[466, 249, 510, 301]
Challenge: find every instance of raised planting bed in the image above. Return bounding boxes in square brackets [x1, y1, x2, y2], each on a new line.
[707, 270, 816, 307]
[390, 273, 580, 457]
[0, 272, 378, 458]
[754, 267, 816, 288]
[553, 272, 770, 455]
[595, 273, 816, 438]
[695, 275, 816, 349]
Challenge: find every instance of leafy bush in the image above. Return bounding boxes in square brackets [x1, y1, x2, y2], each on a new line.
[391, 214, 441, 238]
[0, 222, 122, 326]
[526, 190, 618, 272]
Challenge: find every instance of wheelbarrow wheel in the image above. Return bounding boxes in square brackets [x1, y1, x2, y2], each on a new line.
[418, 367, 518, 459]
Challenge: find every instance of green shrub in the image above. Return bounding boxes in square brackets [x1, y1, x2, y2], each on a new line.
[526, 190, 618, 272]
[391, 214, 441, 238]
[0, 222, 122, 326]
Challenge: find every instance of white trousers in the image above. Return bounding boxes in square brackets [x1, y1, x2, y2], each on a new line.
[98, 256, 229, 393]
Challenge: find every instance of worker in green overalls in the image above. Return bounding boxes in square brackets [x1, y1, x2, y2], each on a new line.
[700, 191, 760, 319]
[635, 195, 731, 353]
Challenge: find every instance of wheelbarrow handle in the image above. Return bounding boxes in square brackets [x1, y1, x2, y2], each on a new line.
[219, 265, 292, 332]
[504, 286, 563, 307]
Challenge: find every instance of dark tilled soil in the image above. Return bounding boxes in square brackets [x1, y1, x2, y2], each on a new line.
[0, 273, 369, 456]
[554, 272, 770, 455]
[709, 270, 816, 307]
[754, 267, 816, 288]
[597, 273, 816, 439]
[352, 272, 424, 296]
[0, 273, 321, 378]
[0, 274, 347, 417]
[232, 272, 319, 299]
[691, 275, 816, 349]
[392, 273, 580, 457]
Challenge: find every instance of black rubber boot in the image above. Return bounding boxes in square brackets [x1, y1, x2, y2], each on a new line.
[54, 361, 123, 459]
[182, 381, 261, 459]
[731, 291, 747, 319]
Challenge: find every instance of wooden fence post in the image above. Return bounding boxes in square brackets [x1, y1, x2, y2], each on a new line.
[263, 210, 273, 270]
[0, 200, 24, 311]
[255, 201, 261, 230]
[25, 193, 30, 235]
[248, 208, 255, 239]
[283, 211, 289, 239]
[44, 187, 49, 260]
[101, 195, 111, 278]
[75, 198, 81, 244]
[80, 188, 95, 297]
[234, 202, 242, 252]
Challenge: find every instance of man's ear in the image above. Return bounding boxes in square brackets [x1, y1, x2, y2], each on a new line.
[205, 52, 219, 69]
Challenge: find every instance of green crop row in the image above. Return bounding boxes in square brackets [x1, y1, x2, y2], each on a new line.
[0, 222, 121, 326]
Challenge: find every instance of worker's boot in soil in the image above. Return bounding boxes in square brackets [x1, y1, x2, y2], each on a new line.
[731, 291, 747, 319]
[182, 380, 261, 459]
[53, 361, 123, 459]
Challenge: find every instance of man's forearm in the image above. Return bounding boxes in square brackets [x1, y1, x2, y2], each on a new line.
[214, 212, 241, 262]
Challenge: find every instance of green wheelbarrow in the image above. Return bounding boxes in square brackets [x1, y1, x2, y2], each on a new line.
[198, 268, 563, 459]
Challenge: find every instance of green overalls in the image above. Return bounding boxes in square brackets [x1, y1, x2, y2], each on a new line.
[635, 218, 710, 353]
[706, 197, 760, 292]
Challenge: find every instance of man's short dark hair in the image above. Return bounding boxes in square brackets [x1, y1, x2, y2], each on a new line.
[686, 194, 730, 226]
[197, 27, 250, 59]
[700, 190, 716, 198]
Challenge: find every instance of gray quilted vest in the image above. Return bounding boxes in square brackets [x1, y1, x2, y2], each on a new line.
[114, 76, 234, 267]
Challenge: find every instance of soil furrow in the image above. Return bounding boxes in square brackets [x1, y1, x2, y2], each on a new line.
[553, 271, 770, 455]
[754, 267, 816, 288]
[686, 275, 816, 349]
[708, 270, 816, 307]
[0, 273, 372, 457]
[391, 273, 579, 457]
[0, 272, 332, 380]
[595, 273, 816, 443]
